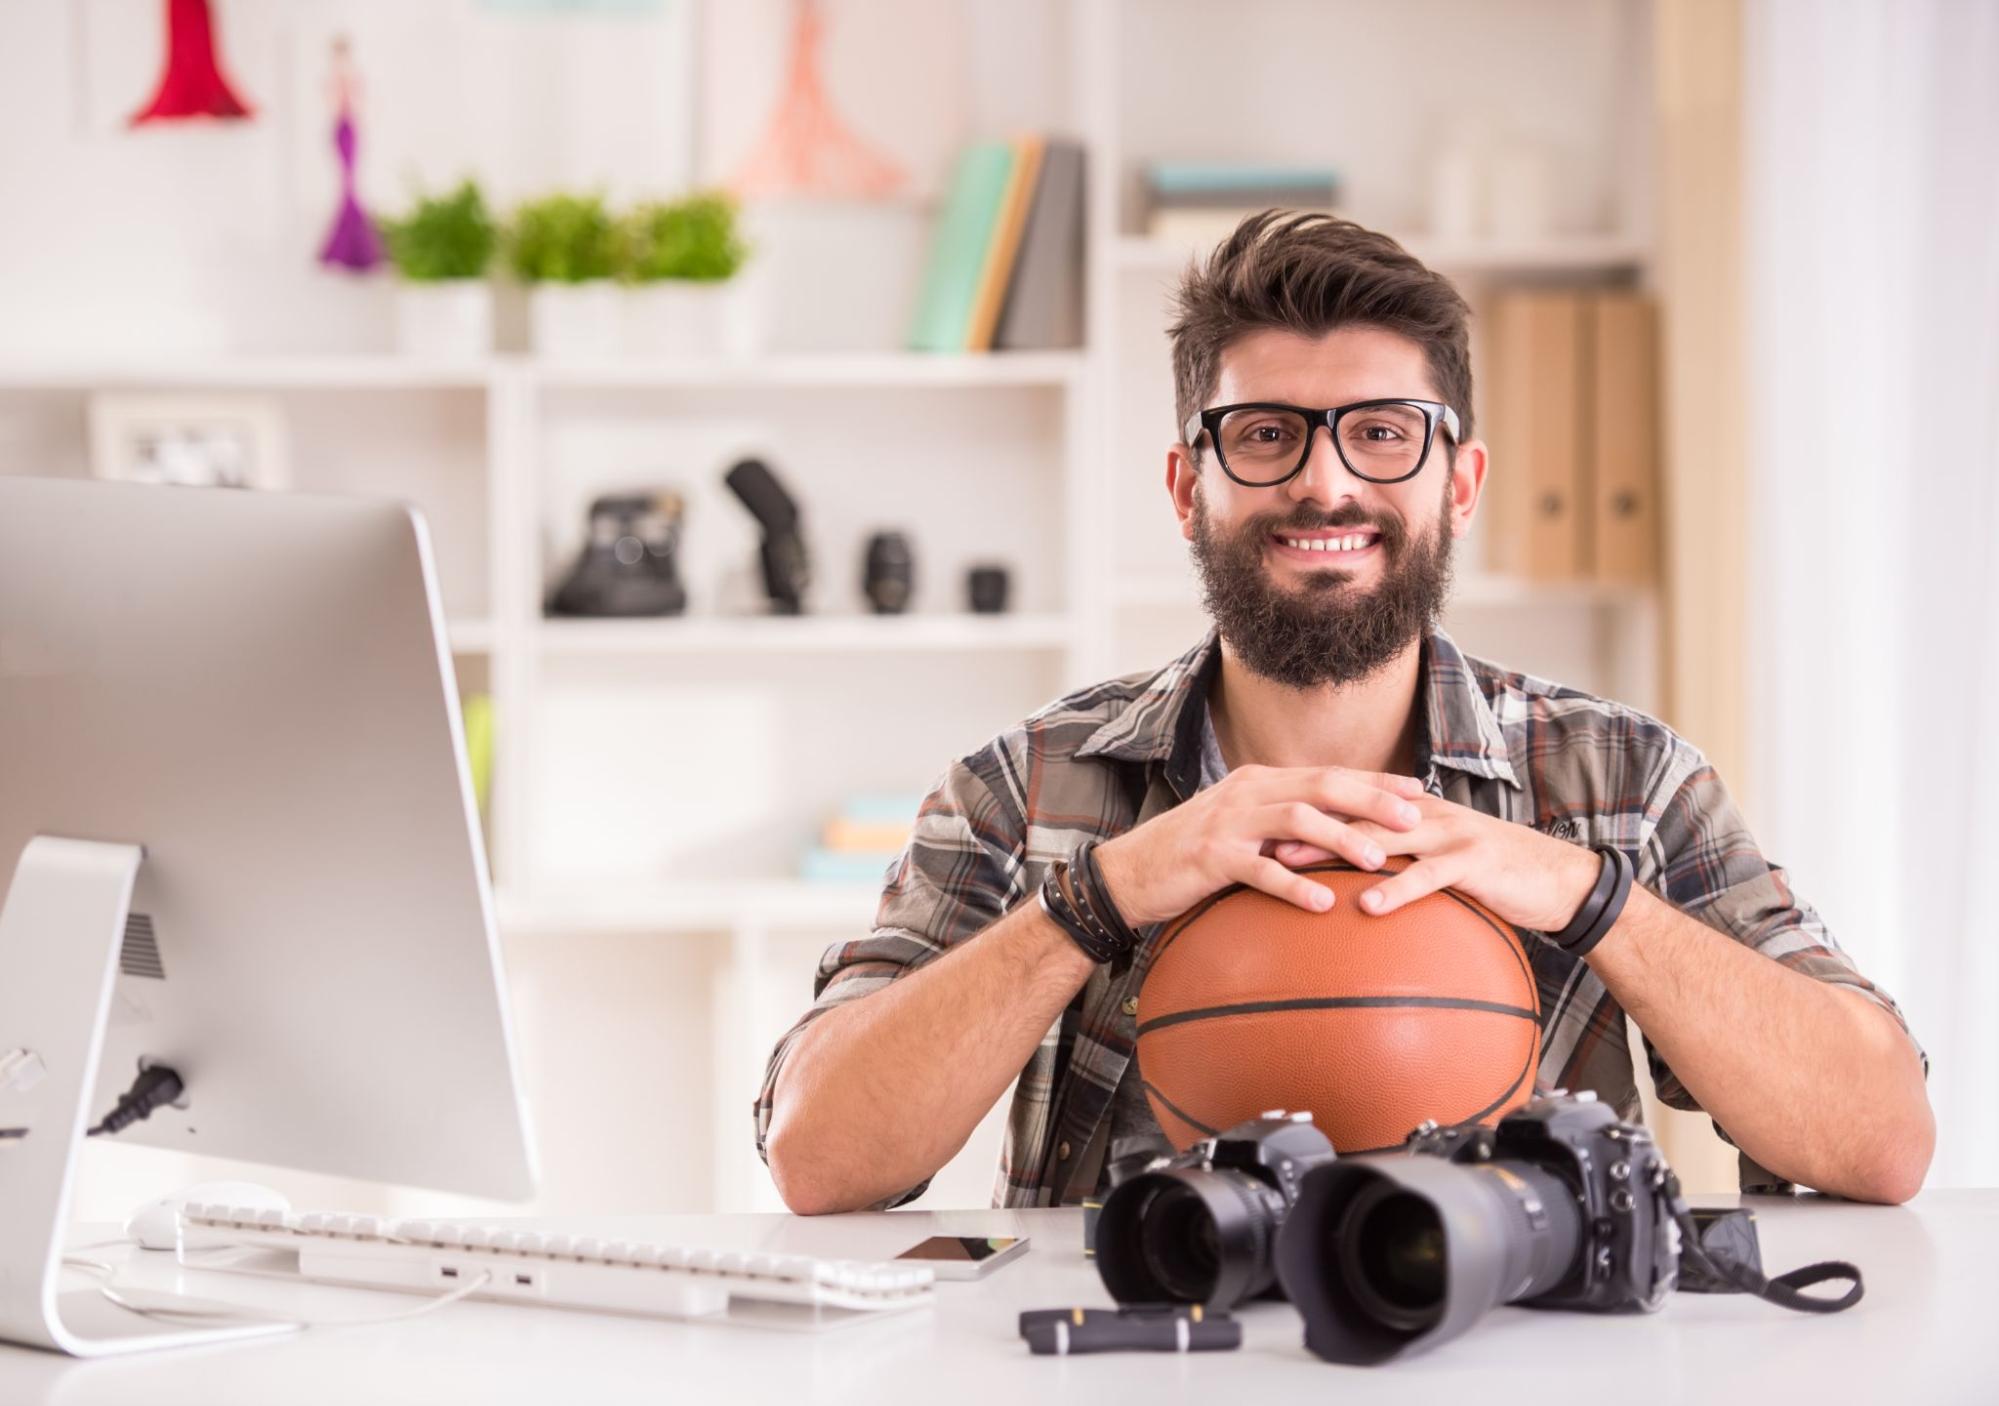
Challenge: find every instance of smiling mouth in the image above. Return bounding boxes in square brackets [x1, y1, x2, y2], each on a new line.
[1268, 529, 1382, 559]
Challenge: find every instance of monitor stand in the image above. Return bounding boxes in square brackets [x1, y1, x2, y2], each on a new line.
[0, 836, 294, 1356]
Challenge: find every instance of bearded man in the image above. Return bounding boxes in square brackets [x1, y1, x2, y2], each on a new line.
[755, 212, 1933, 1213]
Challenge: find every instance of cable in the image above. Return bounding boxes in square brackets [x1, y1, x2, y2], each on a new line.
[61, 1255, 494, 1330]
[87, 1064, 184, 1138]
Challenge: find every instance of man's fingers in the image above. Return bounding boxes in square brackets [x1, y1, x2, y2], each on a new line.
[1274, 840, 1337, 867]
[1257, 804, 1387, 870]
[1237, 856, 1336, 912]
[1241, 766, 1427, 828]
[1308, 771, 1426, 830]
[1358, 858, 1456, 917]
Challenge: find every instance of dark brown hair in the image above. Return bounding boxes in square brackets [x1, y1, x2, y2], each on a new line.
[1168, 210, 1475, 450]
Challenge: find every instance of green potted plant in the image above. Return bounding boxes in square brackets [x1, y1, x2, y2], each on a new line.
[379, 180, 498, 358]
[507, 191, 621, 359]
[619, 192, 761, 359]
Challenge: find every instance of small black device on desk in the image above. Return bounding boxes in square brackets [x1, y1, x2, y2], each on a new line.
[1020, 1305, 1241, 1356]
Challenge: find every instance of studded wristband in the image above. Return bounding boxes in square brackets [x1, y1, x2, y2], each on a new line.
[1038, 842, 1139, 967]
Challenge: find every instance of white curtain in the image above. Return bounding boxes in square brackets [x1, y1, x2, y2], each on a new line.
[1743, 0, 1999, 1187]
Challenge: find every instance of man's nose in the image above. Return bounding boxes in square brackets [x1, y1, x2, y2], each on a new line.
[1284, 424, 1368, 508]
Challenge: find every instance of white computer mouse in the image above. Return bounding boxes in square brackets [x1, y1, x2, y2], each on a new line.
[124, 1181, 292, 1252]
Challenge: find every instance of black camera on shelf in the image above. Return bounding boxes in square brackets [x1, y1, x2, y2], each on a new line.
[1094, 1111, 1333, 1311]
[1273, 1091, 1683, 1365]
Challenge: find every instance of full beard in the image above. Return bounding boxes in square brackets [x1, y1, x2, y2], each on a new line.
[1189, 478, 1456, 689]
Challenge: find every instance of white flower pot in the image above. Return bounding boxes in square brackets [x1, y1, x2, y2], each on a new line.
[623, 276, 765, 360]
[393, 280, 493, 359]
[529, 281, 621, 360]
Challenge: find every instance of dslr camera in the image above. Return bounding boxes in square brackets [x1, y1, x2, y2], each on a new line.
[1274, 1091, 1681, 1364]
[1094, 1111, 1333, 1311]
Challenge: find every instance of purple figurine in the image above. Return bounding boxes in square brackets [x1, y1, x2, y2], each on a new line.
[318, 37, 381, 272]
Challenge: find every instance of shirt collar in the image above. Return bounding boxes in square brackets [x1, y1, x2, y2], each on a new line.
[1075, 625, 1520, 792]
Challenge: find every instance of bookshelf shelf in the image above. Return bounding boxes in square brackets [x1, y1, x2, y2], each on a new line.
[0, 352, 1088, 394]
[533, 351, 1086, 390]
[534, 612, 1076, 656]
[0, 357, 496, 391]
[1113, 233, 1651, 277]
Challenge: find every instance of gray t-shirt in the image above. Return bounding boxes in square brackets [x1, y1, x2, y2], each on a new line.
[1101, 703, 1232, 1170]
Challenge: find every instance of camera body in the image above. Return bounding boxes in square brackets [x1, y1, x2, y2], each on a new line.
[1095, 1111, 1334, 1311]
[1406, 1092, 1679, 1312]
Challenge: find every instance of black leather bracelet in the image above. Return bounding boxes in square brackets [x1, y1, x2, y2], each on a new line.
[1039, 859, 1123, 965]
[1076, 841, 1141, 951]
[1549, 844, 1633, 958]
[1038, 842, 1140, 967]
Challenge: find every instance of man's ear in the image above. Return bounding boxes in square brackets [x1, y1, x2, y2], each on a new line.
[1446, 439, 1489, 540]
[1167, 443, 1201, 542]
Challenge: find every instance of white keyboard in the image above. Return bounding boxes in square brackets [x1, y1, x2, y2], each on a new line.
[177, 1203, 934, 1324]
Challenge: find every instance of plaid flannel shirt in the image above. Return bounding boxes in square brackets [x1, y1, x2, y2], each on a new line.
[754, 627, 1925, 1208]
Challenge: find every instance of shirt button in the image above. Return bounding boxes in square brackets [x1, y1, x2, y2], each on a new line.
[1057, 1141, 1072, 1161]
[1121, 996, 1139, 1017]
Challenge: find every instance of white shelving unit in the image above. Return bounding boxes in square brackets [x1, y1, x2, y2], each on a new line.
[0, 0, 1666, 1216]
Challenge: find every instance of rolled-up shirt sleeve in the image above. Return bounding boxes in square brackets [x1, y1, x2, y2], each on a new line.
[752, 755, 1024, 1208]
[1638, 753, 1927, 1187]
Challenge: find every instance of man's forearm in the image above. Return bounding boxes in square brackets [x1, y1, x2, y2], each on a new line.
[1585, 884, 1934, 1202]
[765, 901, 1096, 1215]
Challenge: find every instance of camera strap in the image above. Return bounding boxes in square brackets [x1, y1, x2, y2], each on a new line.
[1664, 1173, 1864, 1313]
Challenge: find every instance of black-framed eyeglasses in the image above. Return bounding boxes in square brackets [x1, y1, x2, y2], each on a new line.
[1183, 399, 1462, 487]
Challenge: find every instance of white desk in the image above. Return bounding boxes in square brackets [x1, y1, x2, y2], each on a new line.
[7, 1191, 1994, 1405]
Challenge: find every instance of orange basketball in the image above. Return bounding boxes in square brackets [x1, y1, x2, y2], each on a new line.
[1136, 859, 1540, 1153]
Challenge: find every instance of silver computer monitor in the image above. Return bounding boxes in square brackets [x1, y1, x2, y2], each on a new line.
[0, 476, 537, 1352]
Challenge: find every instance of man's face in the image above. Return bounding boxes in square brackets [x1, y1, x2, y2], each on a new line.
[1168, 325, 1487, 689]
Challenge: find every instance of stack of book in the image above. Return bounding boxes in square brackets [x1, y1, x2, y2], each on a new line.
[800, 794, 926, 884]
[1140, 162, 1342, 248]
[908, 136, 1086, 352]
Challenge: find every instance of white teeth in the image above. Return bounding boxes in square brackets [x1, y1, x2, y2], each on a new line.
[1281, 534, 1374, 553]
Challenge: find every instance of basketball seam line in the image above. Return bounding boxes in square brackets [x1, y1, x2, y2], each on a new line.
[1139, 1080, 1222, 1141]
[1459, 1028, 1540, 1127]
[1136, 994, 1539, 1037]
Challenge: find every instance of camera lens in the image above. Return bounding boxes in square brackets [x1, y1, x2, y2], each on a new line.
[1096, 1168, 1290, 1309]
[1337, 1184, 1445, 1332]
[1138, 1181, 1223, 1303]
[1276, 1154, 1584, 1364]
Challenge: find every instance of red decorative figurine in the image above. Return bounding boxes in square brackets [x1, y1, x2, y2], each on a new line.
[131, 0, 254, 126]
